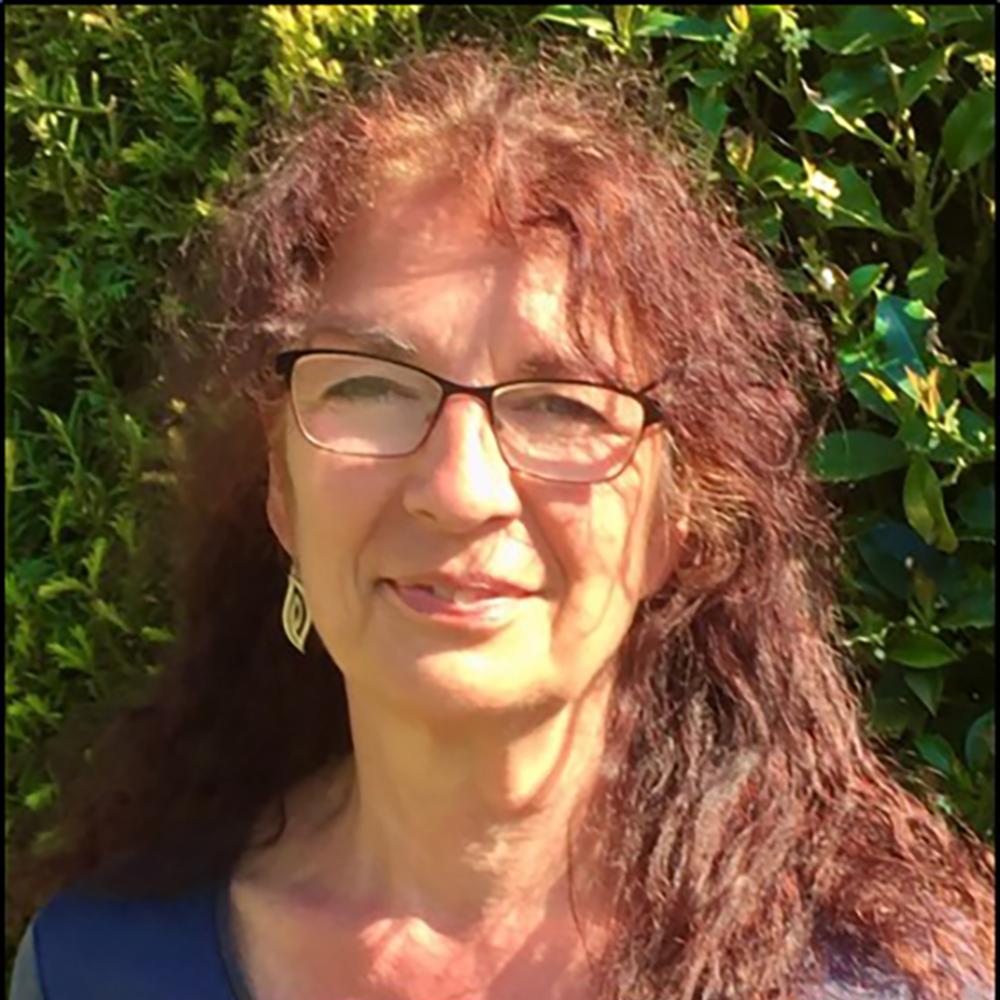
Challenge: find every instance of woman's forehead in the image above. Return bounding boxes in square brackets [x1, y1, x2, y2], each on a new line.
[306, 187, 630, 381]
[300, 311, 619, 384]
[320, 177, 551, 293]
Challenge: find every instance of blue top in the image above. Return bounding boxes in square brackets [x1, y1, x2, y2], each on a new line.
[8, 881, 992, 999]
[9, 881, 253, 1000]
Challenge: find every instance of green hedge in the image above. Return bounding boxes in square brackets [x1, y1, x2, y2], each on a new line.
[5, 0, 994, 960]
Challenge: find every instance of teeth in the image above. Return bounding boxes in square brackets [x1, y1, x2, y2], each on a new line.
[418, 584, 503, 603]
[451, 588, 502, 604]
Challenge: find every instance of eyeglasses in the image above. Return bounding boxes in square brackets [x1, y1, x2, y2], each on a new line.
[275, 349, 666, 484]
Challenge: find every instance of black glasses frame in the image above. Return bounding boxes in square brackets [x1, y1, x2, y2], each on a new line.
[274, 348, 668, 482]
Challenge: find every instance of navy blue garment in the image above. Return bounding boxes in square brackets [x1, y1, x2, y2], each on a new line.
[10, 880, 992, 999]
[14, 881, 251, 1000]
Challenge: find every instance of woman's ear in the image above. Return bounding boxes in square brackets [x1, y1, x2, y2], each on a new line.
[641, 506, 689, 600]
[639, 439, 690, 601]
[259, 403, 296, 558]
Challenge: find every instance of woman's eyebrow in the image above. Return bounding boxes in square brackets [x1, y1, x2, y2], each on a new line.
[303, 321, 420, 361]
[302, 318, 603, 380]
[514, 351, 600, 380]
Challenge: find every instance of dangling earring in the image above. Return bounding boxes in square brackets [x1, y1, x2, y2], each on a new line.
[282, 565, 311, 654]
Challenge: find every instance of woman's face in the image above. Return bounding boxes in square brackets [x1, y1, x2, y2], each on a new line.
[266, 181, 673, 721]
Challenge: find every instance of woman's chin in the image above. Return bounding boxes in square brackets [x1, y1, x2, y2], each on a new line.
[357, 648, 565, 719]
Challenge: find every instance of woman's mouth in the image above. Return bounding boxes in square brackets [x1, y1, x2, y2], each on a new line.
[380, 579, 535, 628]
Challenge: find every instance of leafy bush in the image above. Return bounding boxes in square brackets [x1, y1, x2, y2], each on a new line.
[5, 1, 993, 970]
[532, 2, 995, 839]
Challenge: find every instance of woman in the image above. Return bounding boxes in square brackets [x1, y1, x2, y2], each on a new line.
[9, 44, 994, 1000]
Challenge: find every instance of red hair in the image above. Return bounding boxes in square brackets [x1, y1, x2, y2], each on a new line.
[11, 43, 993, 999]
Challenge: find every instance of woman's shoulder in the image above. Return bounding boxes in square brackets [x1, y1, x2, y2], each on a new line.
[9, 917, 43, 1000]
[806, 935, 916, 999]
[18, 879, 240, 1000]
[807, 923, 993, 1000]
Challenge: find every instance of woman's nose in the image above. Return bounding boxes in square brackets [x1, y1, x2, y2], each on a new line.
[401, 394, 522, 531]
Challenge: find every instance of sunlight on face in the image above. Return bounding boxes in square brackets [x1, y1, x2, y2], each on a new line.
[266, 178, 669, 723]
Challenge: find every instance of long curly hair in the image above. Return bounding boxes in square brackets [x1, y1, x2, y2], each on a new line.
[10, 43, 993, 1000]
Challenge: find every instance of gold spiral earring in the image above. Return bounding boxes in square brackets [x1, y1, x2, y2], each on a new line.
[282, 565, 311, 654]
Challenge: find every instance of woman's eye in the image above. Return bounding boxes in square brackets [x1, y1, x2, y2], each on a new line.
[323, 377, 414, 400]
[528, 394, 607, 424]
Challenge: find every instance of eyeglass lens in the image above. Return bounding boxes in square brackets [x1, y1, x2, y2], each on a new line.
[290, 354, 644, 482]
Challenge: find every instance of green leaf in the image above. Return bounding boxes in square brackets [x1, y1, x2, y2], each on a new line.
[796, 59, 893, 139]
[869, 663, 926, 737]
[23, 693, 58, 722]
[687, 87, 730, 143]
[800, 163, 891, 231]
[904, 668, 944, 715]
[914, 733, 959, 775]
[81, 537, 109, 590]
[812, 6, 922, 55]
[92, 597, 130, 633]
[532, 6, 614, 33]
[24, 782, 57, 813]
[969, 358, 995, 399]
[838, 346, 900, 423]
[886, 628, 959, 668]
[686, 67, 732, 88]
[45, 640, 89, 673]
[874, 293, 932, 393]
[942, 90, 996, 173]
[5, 437, 15, 498]
[748, 142, 804, 192]
[121, 134, 171, 172]
[170, 63, 206, 116]
[964, 710, 995, 771]
[907, 248, 948, 305]
[812, 430, 908, 481]
[740, 201, 784, 246]
[37, 576, 90, 601]
[956, 408, 995, 458]
[928, 5, 990, 32]
[939, 583, 994, 629]
[903, 456, 959, 553]
[633, 10, 730, 39]
[911, 563, 937, 619]
[39, 408, 78, 466]
[955, 485, 995, 540]
[855, 521, 955, 601]
[140, 625, 175, 644]
[900, 48, 950, 108]
[848, 263, 888, 305]
[858, 372, 900, 407]
[829, 164, 891, 230]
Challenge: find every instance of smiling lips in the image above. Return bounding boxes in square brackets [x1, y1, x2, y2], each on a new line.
[382, 572, 539, 623]
[388, 572, 538, 602]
